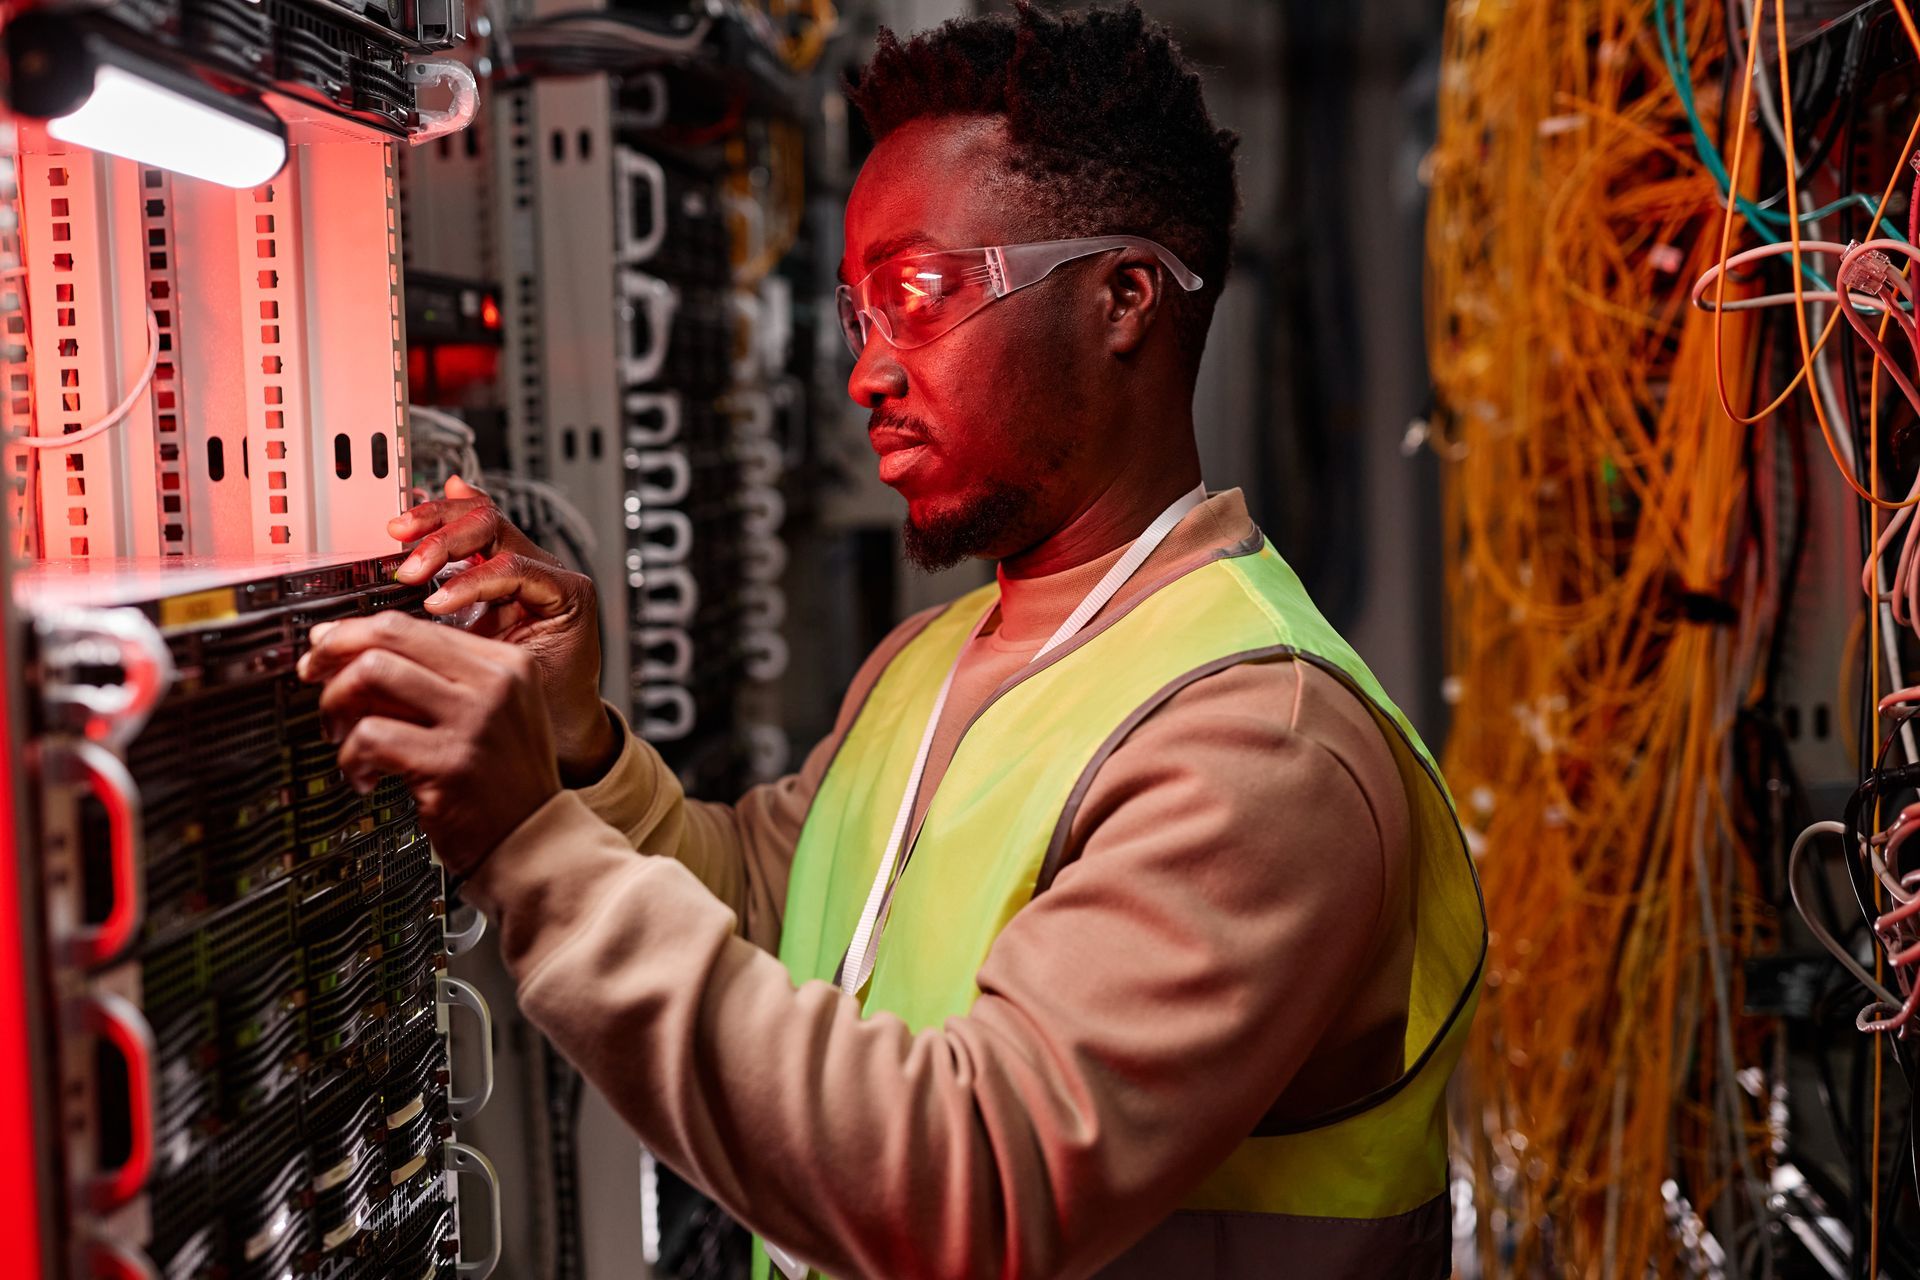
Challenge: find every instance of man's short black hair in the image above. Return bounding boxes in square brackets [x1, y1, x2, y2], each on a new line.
[845, 1, 1240, 372]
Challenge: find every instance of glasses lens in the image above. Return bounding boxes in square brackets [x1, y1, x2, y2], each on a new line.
[871, 253, 992, 349]
[836, 286, 865, 357]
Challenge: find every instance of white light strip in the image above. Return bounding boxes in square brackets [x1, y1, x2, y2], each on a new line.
[49, 64, 285, 189]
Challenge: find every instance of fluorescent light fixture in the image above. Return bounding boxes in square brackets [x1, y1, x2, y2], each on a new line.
[48, 64, 286, 190]
[6, 13, 288, 189]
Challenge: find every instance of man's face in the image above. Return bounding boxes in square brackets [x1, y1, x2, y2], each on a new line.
[840, 116, 1096, 570]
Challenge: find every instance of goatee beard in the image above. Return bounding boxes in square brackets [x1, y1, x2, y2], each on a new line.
[901, 484, 1033, 573]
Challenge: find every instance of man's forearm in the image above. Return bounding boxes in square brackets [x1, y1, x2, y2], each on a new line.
[569, 702, 817, 947]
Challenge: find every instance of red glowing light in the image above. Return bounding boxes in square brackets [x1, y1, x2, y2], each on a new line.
[481, 295, 501, 330]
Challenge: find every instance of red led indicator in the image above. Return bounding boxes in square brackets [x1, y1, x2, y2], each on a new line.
[481, 296, 501, 329]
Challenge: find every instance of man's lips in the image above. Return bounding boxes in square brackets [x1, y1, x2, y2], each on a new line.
[869, 426, 932, 485]
[868, 425, 927, 456]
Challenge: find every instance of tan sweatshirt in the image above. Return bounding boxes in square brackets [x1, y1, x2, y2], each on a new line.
[463, 489, 1416, 1279]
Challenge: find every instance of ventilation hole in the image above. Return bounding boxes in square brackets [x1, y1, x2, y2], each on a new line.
[164, 524, 182, 542]
[56, 284, 73, 301]
[562, 428, 577, 461]
[162, 495, 180, 513]
[255, 215, 274, 233]
[589, 427, 603, 461]
[270, 496, 287, 513]
[260, 301, 278, 319]
[464, 129, 480, 159]
[1783, 705, 1802, 740]
[148, 253, 166, 270]
[52, 198, 69, 216]
[370, 433, 390, 479]
[258, 270, 277, 288]
[334, 434, 352, 479]
[266, 441, 285, 459]
[49, 167, 68, 186]
[147, 229, 165, 247]
[1813, 704, 1832, 742]
[270, 526, 290, 544]
[143, 199, 162, 217]
[550, 130, 565, 162]
[141, 170, 159, 189]
[578, 129, 592, 160]
[241, 436, 250, 478]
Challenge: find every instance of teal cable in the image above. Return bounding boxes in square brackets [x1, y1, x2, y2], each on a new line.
[1656, 0, 1905, 302]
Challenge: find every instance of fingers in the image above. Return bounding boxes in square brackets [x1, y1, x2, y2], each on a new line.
[336, 716, 443, 794]
[300, 610, 500, 684]
[387, 490, 491, 550]
[393, 501, 509, 584]
[316, 647, 457, 742]
[445, 474, 486, 501]
[426, 552, 577, 619]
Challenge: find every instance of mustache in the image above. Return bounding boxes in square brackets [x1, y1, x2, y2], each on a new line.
[868, 410, 935, 441]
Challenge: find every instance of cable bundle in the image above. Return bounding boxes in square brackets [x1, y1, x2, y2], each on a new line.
[1427, 0, 1779, 1271]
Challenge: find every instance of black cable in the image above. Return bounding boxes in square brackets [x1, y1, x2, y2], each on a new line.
[1754, 15, 1872, 212]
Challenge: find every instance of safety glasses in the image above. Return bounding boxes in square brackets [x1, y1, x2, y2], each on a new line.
[836, 234, 1203, 358]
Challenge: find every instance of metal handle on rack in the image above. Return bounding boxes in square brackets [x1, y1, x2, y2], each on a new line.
[638, 508, 692, 565]
[38, 606, 175, 751]
[616, 148, 669, 265]
[86, 1236, 160, 1280]
[81, 992, 156, 1211]
[445, 1141, 502, 1280]
[61, 740, 145, 968]
[619, 271, 679, 388]
[635, 449, 691, 506]
[639, 684, 696, 741]
[437, 976, 494, 1123]
[624, 389, 683, 447]
[443, 903, 487, 957]
[637, 566, 699, 627]
[408, 59, 480, 145]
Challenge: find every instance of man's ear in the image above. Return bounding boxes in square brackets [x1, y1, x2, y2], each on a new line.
[1104, 256, 1165, 357]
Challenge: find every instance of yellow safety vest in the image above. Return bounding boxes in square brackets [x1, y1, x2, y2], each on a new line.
[756, 536, 1485, 1278]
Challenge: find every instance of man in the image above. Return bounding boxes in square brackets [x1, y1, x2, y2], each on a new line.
[299, 4, 1485, 1276]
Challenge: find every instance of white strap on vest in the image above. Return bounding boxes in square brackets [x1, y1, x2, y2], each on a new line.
[836, 481, 1207, 1003]
[766, 482, 1207, 1280]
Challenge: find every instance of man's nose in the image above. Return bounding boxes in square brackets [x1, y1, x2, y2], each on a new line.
[847, 334, 908, 408]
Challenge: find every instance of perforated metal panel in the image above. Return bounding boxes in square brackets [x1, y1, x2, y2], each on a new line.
[1, 133, 36, 562]
[18, 145, 162, 561]
[138, 170, 189, 557]
[237, 167, 314, 550]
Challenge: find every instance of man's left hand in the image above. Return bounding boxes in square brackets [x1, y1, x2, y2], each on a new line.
[296, 611, 562, 876]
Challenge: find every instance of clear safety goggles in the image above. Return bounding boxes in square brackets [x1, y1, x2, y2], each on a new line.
[835, 234, 1204, 358]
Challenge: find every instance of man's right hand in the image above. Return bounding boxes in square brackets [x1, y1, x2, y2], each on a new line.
[390, 475, 620, 785]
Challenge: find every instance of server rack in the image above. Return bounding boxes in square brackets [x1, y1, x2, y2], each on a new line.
[0, 0, 502, 1275]
[20, 557, 501, 1280]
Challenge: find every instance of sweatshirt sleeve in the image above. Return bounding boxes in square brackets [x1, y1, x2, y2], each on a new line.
[560, 609, 945, 951]
[459, 655, 1412, 1280]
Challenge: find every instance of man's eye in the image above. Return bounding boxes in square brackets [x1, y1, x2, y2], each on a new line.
[898, 271, 946, 313]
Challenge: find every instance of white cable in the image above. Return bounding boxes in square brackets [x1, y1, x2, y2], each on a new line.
[477, 473, 598, 555]
[1789, 821, 1902, 1006]
[10, 310, 159, 450]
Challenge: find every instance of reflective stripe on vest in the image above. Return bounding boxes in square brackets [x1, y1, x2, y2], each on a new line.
[753, 537, 1486, 1279]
